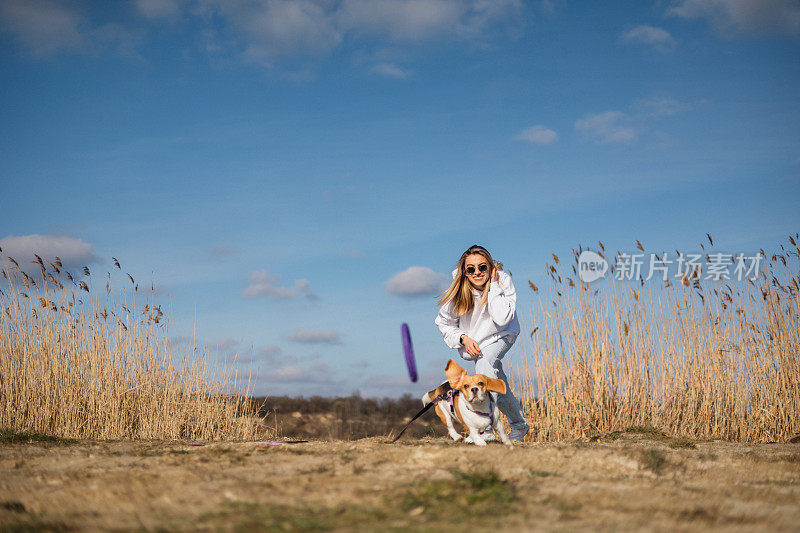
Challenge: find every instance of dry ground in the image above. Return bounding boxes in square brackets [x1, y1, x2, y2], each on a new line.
[1, 431, 799, 532]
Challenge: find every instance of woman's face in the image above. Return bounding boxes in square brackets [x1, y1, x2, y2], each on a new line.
[464, 253, 490, 290]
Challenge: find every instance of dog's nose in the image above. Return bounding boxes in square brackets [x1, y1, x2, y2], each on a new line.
[471, 386, 478, 394]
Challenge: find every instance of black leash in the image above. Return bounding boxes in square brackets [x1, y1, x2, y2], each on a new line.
[391, 391, 454, 443]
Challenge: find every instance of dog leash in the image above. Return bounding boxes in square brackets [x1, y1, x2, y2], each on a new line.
[391, 390, 456, 443]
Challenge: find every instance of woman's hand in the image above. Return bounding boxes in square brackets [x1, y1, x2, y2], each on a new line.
[491, 265, 499, 283]
[461, 335, 482, 357]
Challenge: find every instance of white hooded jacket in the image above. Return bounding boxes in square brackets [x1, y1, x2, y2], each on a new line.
[434, 268, 521, 359]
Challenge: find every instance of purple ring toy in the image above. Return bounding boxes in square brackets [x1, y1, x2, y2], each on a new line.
[401, 323, 418, 382]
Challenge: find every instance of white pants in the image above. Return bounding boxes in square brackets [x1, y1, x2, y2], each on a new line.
[473, 336, 527, 429]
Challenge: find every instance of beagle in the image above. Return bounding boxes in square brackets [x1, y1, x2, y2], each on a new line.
[422, 359, 512, 446]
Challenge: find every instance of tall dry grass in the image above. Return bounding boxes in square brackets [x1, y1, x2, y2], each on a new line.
[0, 254, 266, 440]
[516, 234, 800, 443]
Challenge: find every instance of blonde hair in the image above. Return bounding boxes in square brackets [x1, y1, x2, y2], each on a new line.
[437, 245, 501, 316]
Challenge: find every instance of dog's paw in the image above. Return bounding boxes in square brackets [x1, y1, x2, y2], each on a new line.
[467, 433, 487, 446]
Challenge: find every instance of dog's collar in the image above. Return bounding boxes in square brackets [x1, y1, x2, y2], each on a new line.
[453, 391, 496, 426]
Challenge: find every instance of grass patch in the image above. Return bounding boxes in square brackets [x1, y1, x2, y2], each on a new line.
[266, 447, 324, 456]
[541, 496, 582, 514]
[528, 469, 556, 478]
[299, 463, 332, 475]
[130, 448, 167, 457]
[678, 506, 719, 523]
[198, 470, 519, 532]
[0, 429, 77, 445]
[590, 432, 622, 443]
[0, 519, 73, 532]
[401, 469, 517, 514]
[639, 448, 667, 474]
[669, 437, 697, 449]
[199, 502, 389, 532]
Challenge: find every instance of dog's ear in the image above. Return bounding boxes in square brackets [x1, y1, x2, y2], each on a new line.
[445, 359, 466, 389]
[486, 377, 506, 395]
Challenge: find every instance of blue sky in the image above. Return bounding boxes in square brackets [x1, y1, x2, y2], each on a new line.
[1, 0, 798, 397]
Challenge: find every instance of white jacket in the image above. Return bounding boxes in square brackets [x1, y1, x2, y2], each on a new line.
[435, 269, 520, 359]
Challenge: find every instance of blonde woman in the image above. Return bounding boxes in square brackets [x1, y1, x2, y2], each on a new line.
[434, 244, 529, 441]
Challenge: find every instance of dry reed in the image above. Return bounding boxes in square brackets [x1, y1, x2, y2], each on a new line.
[0, 254, 266, 441]
[516, 234, 800, 443]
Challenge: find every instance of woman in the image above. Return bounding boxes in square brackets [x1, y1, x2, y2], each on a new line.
[434, 244, 529, 441]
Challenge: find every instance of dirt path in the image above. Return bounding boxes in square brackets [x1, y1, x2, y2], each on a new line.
[2, 432, 799, 531]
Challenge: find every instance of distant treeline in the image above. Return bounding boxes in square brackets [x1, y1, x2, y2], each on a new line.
[250, 394, 445, 440]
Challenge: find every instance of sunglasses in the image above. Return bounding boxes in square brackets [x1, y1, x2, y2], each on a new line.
[465, 264, 489, 275]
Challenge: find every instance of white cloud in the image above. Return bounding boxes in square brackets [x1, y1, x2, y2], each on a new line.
[256, 345, 284, 364]
[91, 23, 146, 60]
[571, 95, 692, 148]
[262, 350, 322, 365]
[171, 335, 195, 346]
[270, 365, 309, 381]
[372, 62, 410, 79]
[0, 234, 101, 275]
[667, 0, 800, 36]
[206, 0, 342, 66]
[632, 94, 690, 117]
[259, 344, 282, 357]
[208, 337, 239, 352]
[242, 269, 318, 300]
[575, 111, 637, 144]
[385, 265, 446, 297]
[261, 361, 332, 382]
[515, 125, 558, 145]
[3, 0, 524, 68]
[620, 25, 677, 52]
[288, 328, 342, 344]
[135, 0, 183, 18]
[538, 0, 563, 16]
[201, 0, 523, 67]
[337, 0, 464, 41]
[0, 1, 144, 58]
[0, 0, 84, 56]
